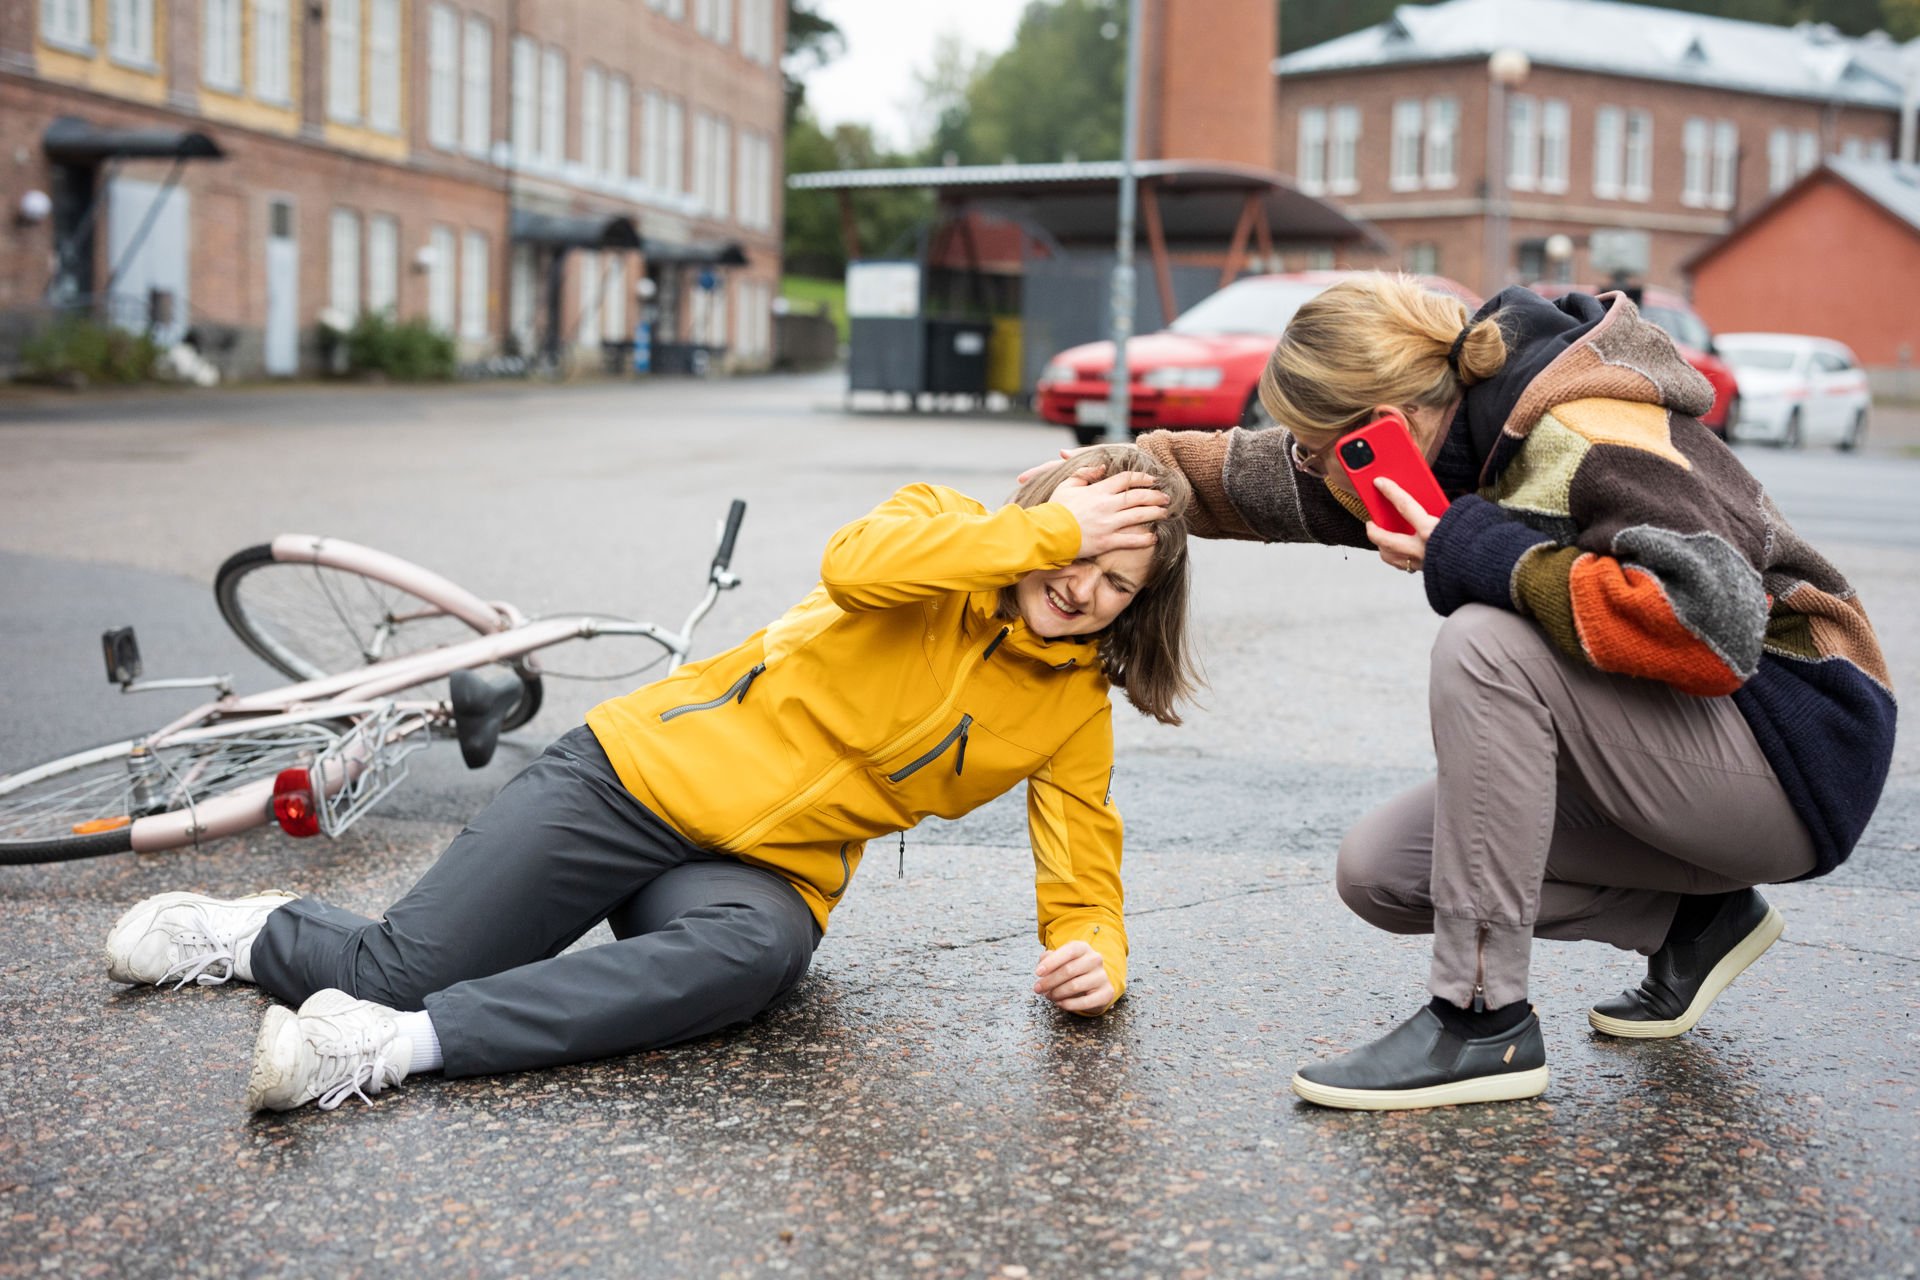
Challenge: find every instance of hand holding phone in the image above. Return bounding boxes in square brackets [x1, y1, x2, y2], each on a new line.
[1335, 412, 1449, 537]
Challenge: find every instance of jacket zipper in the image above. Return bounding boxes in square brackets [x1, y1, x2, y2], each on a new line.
[887, 714, 973, 782]
[825, 842, 853, 899]
[658, 662, 765, 722]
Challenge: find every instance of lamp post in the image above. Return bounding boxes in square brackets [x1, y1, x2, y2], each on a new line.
[1482, 48, 1530, 298]
[1104, 0, 1146, 445]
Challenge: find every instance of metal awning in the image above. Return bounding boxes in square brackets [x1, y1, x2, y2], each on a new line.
[640, 238, 749, 267]
[510, 209, 641, 250]
[42, 116, 224, 163]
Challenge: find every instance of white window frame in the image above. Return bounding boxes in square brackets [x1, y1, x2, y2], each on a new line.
[328, 0, 362, 123]
[1297, 107, 1327, 195]
[1681, 116, 1709, 207]
[253, 0, 291, 103]
[511, 36, 537, 161]
[606, 74, 630, 182]
[1506, 94, 1537, 191]
[428, 224, 457, 333]
[461, 230, 488, 341]
[1710, 120, 1737, 210]
[1540, 98, 1569, 194]
[642, 90, 665, 189]
[367, 214, 398, 314]
[578, 251, 603, 346]
[1593, 105, 1622, 199]
[716, 0, 732, 45]
[714, 118, 731, 219]
[1424, 96, 1457, 190]
[1390, 99, 1423, 191]
[1767, 127, 1793, 194]
[666, 98, 686, 194]
[330, 208, 361, 317]
[581, 66, 604, 175]
[41, 0, 92, 52]
[1868, 138, 1891, 162]
[203, 0, 243, 91]
[694, 0, 714, 37]
[602, 254, 626, 338]
[1406, 243, 1439, 276]
[1796, 129, 1818, 175]
[462, 18, 492, 157]
[108, 0, 155, 65]
[736, 131, 756, 227]
[510, 245, 536, 347]
[428, 4, 460, 150]
[1328, 104, 1359, 196]
[367, 0, 400, 132]
[1624, 109, 1652, 201]
[540, 45, 565, 167]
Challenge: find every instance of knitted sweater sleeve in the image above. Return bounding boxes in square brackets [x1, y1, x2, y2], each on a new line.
[1422, 406, 1770, 697]
[1134, 428, 1372, 547]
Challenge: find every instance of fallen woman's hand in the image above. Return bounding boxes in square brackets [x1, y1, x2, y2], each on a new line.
[1034, 939, 1116, 1015]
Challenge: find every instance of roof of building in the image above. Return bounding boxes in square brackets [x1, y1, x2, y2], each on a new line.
[1684, 158, 1920, 271]
[1274, 0, 1919, 108]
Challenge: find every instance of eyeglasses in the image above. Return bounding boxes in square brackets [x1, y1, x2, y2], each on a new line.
[1289, 436, 1335, 479]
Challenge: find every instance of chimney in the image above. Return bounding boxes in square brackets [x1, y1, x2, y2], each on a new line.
[1140, 0, 1279, 168]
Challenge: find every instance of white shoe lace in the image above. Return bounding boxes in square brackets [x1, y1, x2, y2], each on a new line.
[309, 1023, 407, 1111]
[156, 902, 247, 989]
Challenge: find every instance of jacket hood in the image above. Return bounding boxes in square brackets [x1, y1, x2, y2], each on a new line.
[1434, 288, 1715, 493]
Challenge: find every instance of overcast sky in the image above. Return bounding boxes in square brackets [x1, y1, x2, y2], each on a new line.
[802, 0, 1033, 150]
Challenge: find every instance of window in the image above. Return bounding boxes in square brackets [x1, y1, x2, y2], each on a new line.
[1710, 120, 1737, 210]
[428, 5, 459, 150]
[606, 75, 630, 182]
[1681, 117, 1709, 206]
[511, 36, 537, 160]
[1406, 243, 1439, 276]
[1593, 105, 1622, 198]
[1390, 99, 1423, 191]
[462, 18, 492, 156]
[666, 98, 685, 193]
[691, 112, 711, 209]
[540, 46, 565, 166]
[330, 209, 361, 316]
[329, 0, 362, 122]
[1540, 99, 1569, 193]
[714, 119, 731, 219]
[1304, 246, 1335, 270]
[1424, 96, 1457, 189]
[694, 0, 715, 36]
[581, 67, 603, 174]
[1867, 138, 1891, 161]
[1328, 105, 1359, 195]
[642, 91, 664, 189]
[429, 225, 456, 332]
[41, 0, 90, 50]
[602, 255, 626, 338]
[1624, 109, 1652, 200]
[1796, 129, 1818, 174]
[368, 0, 400, 132]
[510, 245, 536, 346]
[1768, 128, 1793, 193]
[1841, 136, 1864, 159]
[715, 0, 732, 44]
[254, 0, 290, 102]
[367, 214, 398, 314]
[736, 131, 756, 227]
[109, 0, 154, 64]
[461, 230, 488, 340]
[740, 0, 773, 62]
[1296, 107, 1327, 195]
[1507, 94, 1537, 191]
[578, 251, 603, 346]
[204, 0, 243, 90]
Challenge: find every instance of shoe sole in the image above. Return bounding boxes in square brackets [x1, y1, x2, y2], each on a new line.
[244, 1005, 300, 1111]
[1291, 1065, 1550, 1111]
[1588, 904, 1784, 1040]
[104, 890, 296, 986]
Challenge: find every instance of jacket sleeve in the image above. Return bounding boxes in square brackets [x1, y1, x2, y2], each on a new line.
[1136, 427, 1372, 548]
[1026, 702, 1127, 1013]
[819, 483, 1082, 612]
[1422, 445, 1770, 698]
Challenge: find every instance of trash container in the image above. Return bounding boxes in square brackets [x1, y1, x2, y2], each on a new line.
[923, 319, 991, 395]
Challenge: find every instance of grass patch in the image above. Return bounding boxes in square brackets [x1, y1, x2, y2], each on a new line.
[782, 276, 848, 344]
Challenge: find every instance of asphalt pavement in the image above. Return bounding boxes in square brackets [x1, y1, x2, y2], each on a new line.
[1, 373, 1915, 1279]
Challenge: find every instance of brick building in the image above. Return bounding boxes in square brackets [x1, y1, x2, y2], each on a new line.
[1, 0, 785, 377]
[1271, 0, 1915, 295]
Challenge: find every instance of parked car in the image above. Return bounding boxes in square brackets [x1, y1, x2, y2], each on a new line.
[1528, 282, 1739, 438]
[1714, 333, 1871, 450]
[1034, 271, 1479, 446]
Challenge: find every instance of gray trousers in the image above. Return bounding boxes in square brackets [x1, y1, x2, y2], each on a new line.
[1336, 605, 1818, 1010]
[250, 725, 820, 1078]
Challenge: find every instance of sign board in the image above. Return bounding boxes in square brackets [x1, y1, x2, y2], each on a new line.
[846, 261, 921, 319]
[1588, 229, 1650, 276]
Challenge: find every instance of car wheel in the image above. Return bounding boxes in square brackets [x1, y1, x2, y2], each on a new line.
[1781, 409, 1803, 450]
[1840, 409, 1867, 452]
[1240, 390, 1276, 430]
[1072, 425, 1104, 448]
[1717, 394, 1738, 441]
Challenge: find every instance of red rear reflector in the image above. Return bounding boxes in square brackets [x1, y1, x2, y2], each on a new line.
[272, 768, 320, 838]
[72, 816, 132, 835]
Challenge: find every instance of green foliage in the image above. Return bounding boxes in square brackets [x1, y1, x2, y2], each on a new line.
[344, 311, 457, 381]
[783, 109, 934, 278]
[18, 316, 158, 385]
[781, 275, 849, 342]
[935, 0, 1128, 165]
[784, 0, 846, 127]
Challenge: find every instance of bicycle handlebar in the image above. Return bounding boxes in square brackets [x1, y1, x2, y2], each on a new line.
[712, 499, 747, 575]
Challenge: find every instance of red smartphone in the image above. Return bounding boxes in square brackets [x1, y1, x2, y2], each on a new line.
[1335, 412, 1450, 536]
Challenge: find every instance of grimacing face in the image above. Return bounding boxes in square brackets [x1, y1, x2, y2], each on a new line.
[1012, 545, 1156, 639]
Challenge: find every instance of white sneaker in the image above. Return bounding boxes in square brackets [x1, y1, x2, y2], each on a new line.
[105, 890, 298, 988]
[245, 989, 413, 1112]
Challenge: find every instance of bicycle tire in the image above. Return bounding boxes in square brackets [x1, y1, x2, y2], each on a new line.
[0, 723, 342, 865]
[215, 541, 542, 732]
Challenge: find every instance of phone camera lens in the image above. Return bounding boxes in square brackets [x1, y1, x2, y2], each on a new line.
[1339, 439, 1374, 470]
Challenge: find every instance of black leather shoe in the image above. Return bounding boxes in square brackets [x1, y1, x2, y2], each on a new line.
[1589, 888, 1782, 1039]
[1291, 1006, 1549, 1111]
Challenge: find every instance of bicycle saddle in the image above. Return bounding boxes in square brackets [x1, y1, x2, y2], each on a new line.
[450, 666, 526, 769]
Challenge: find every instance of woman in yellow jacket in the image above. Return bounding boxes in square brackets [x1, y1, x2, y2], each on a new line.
[105, 447, 1198, 1113]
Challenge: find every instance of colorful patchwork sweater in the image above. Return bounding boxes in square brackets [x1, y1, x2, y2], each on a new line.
[1139, 287, 1895, 877]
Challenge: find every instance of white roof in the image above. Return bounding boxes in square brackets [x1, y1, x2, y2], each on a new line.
[1825, 156, 1920, 235]
[1275, 0, 1915, 108]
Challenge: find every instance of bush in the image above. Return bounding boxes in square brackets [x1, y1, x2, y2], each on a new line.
[18, 316, 160, 385]
[344, 312, 457, 381]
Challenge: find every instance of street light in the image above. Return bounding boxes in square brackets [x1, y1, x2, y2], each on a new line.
[1483, 48, 1531, 297]
[1104, 0, 1146, 445]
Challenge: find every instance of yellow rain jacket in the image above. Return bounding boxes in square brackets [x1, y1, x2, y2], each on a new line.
[586, 483, 1131, 1003]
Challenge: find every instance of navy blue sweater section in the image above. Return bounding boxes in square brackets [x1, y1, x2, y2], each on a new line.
[1422, 495, 1543, 618]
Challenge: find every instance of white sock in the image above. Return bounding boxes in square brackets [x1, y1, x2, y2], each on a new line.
[393, 1010, 445, 1075]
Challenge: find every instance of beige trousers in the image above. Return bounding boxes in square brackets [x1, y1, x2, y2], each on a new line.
[1336, 605, 1818, 1009]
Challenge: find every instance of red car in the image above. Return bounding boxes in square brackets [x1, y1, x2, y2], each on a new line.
[1035, 271, 1480, 446]
[1528, 282, 1739, 438]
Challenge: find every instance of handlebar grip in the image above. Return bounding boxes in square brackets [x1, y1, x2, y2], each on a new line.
[712, 499, 747, 573]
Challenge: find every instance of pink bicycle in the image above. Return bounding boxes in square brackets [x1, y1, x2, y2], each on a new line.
[0, 502, 747, 865]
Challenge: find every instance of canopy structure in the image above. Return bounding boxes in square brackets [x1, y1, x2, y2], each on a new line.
[639, 237, 748, 267]
[789, 158, 1384, 323]
[42, 116, 225, 163]
[510, 209, 642, 251]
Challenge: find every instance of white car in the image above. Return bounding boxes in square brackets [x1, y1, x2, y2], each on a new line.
[1715, 333, 1871, 450]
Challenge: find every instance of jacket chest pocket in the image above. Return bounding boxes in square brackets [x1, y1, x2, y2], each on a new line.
[881, 715, 1044, 814]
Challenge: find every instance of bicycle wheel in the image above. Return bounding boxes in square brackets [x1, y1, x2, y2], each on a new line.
[215, 541, 542, 731]
[0, 722, 342, 865]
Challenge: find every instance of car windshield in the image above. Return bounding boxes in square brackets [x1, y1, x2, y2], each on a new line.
[1169, 280, 1329, 336]
[1719, 347, 1799, 372]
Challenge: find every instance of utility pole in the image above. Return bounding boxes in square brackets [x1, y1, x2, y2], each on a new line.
[1104, 0, 1146, 445]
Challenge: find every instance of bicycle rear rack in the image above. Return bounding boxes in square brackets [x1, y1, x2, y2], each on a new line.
[310, 704, 434, 838]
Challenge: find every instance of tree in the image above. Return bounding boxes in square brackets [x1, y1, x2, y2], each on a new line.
[784, 0, 845, 128]
[935, 0, 1128, 165]
[783, 111, 934, 278]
